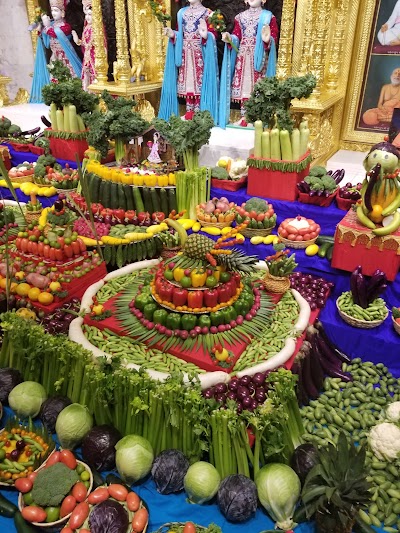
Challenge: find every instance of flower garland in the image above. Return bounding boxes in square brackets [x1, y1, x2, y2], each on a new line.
[149, 0, 171, 26]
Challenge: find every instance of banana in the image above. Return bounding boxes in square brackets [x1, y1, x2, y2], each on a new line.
[146, 223, 168, 234]
[102, 235, 131, 245]
[79, 236, 102, 246]
[356, 205, 376, 229]
[201, 226, 222, 236]
[165, 217, 187, 246]
[372, 211, 400, 236]
[124, 232, 152, 242]
[381, 193, 400, 217]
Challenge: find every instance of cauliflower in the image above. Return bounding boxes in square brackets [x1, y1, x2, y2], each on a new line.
[229, 159, 247, 178]
[386, 401, 400, 422]
[369, 422, 400, 461]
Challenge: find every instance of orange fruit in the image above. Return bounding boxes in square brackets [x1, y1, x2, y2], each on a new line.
[28, 287, 41, 301]
[38, 292, 54, 305]
[49, 281, 61, 292]
[9, 283, 18, 294]
[0, 278, 8, 290]
[16, 283, 32, 297]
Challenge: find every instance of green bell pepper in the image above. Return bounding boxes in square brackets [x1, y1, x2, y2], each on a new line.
[143, 303, 158, 321]
[135, 293, 153, 311]
[210, 311, 224, 326]
[153, 309, 168, 325]
[233, 299, 246, 317]
[181, 314, 197, 331]
[198, 315, 211, 329]
[166, 313, 181, 331]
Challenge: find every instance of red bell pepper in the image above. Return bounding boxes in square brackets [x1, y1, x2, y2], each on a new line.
[226, 279, 237, 298]
[187, 290, 203, 309]
[204, 289, 218, 308]
[172, 287, 188, 307]
[159, 283, 174, 303]
[137, 211, 150, 224]
[151, 212, 166, 223]
[91, 203, 104, 215]
[155, 278, 163, 294]
[101, 208, 114, 218]
[125, 210, 137, 222]
[218, 285, 231, 304]
[113, 208, 125, 222]
[232, 273, 241, 288]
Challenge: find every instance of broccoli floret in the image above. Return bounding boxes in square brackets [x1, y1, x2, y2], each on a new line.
[309, 178, 324, 192]
[320, 174, 337, 193]
[211, 166, 229, 179]
[245, 197, 268, 213]
[34, 164, 46, 178]
[308, 165, 327, 177]
[31, 462, 79, 507]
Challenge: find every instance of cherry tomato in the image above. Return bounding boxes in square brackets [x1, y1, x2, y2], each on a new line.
[45, 451, 60, 467]
[88, 487, 109, 505]
[183, 522, 197, 533]
[60, 528, 74, 533]
[131, 508, 149, 533]
[60, 495, 77, 518]
[126, 491, 140, 512]
[108, 484, 128, 501]
[287, 233, 296, 240]
[27, 472, 38, 483]
[14, 477, 33, 494]
[59, 450, 77, 470]
[69, 502, 90, 530]
[71, 481, 87, 503]
[21, 505, 47, 523]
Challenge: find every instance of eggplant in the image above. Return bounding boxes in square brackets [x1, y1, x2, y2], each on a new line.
[314, 320, 351, 364]
[350, 266, 362, 306]
[356, 272, 368, 309]
[364, 163, 381, 212]
[327, 170, 333, 176]
[366, 270, 387, 302]
[41, 115, 52, 128]
[315, 334, 343, 368]
[295, 354, 309, 406]
[332, 169, 345, 185]
[301, 349, 320, 400]
[19, 126, 41, 137]
[309, 337, 325, 389]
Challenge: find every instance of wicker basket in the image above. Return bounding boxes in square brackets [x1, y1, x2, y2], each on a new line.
[241, 225, 275, 238]
[336, 300, 388, 329]
[161, 246, 181, 260]
[56, 187, 77, 194]
[24, 210, 42, 225]
[198, 219, 232, 229]
[279, 234, 317, 249]
[393, 315, 400, 335]
[152, 524, 210, 533]
[8, 174, 33, 184]
[262, 272, 291, 294]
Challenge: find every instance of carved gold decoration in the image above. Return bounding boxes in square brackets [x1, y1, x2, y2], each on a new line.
[114, 0, 131, 83]
[13, 89, 30, 105]
[135, 96, 156, 122]
[25, 0, 39, 53]
[0, 77, 11, 108]
[275, 0, 296, 79]
[92, 0, 108, 83]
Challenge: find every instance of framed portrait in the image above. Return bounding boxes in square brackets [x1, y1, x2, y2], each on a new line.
[342, 0, 400, 148]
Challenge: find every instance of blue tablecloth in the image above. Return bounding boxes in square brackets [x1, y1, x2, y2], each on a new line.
[5, 143, 78, 169]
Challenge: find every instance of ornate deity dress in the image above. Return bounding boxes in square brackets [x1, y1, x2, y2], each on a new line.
[43, 20, 77, 77]
[81, 22, 95, 91]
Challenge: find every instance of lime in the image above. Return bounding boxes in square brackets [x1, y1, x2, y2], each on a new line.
[45, 507, 60, 523]
[80, 470, 90, 482]
[23, 491, 34, 505]
[75, 463, 85, 475]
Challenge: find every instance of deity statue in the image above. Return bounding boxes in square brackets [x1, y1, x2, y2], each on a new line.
[72, 0, 105, 91]
[158, 0, 219, 123]
[147, 133, 162, 164]
[219, 0, 278, 127]
[30, 0, 82, 103]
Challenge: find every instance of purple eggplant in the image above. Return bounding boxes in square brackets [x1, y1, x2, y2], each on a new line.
[350, 266, 362, 306]
[301, 348, 320, 400]
[294, 353, 310, 406]
[41, 116, 52, 128]
[327, 170, 333, 176]
[356, 272, 368, 308]
[309, 338, 325, 390]
[364, 163, 381, 212]
[315, 334, 343, 369]
[314, 321, 351, 363]
[366, 270, 387, 302]
[332, 169, 345, 185]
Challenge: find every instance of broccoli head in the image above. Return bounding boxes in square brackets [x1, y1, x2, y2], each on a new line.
[320, 174, 337, 193]
[245, 197, 268, 213]
[308, 165, 327, 178]
[31, 462, 79, 507]
[211, 166, 229, 180]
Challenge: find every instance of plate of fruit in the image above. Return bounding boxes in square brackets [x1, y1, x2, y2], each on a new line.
[278, 216, 321, 248]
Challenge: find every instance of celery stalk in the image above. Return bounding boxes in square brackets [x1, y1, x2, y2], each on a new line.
[114, 137, 126, 164]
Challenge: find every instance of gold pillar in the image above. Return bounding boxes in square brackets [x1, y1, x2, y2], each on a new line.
[308, 0, 332, 97]
[114, 0, 132, 83]
[325, 0, 349, 93]
[276, 0, 297, 79]
[92, 0, 108, 83]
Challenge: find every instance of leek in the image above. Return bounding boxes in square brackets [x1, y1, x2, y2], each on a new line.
[63, 105, 70, 132]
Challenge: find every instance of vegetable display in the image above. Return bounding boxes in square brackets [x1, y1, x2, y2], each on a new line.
[184, 462, 221, 504]
[235, 198, 276, 231]
[55, 403, 93, 450]
[297, 165, 340, 197]
[151, 449, 190, 495]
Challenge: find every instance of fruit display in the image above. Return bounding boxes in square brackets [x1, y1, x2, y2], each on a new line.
[277, 215, 321, 247]
[196, 197, 236, 225]
[356, 141, 400, 234]
[0, 419, 55, 485]
[336, 181, 362, 209]
[337, 266, 388, 326]
[235, 197, 276, 232]
[297, 166, 344, 205]
[85, 160, 176, 187]
[8, 162, 35, 180]
[17, 451, 93, 527]
[35, 164, 79, 190]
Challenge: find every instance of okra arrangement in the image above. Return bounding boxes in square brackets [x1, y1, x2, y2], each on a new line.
[337, 291, 388, 322]
[301, 359, 400, 531]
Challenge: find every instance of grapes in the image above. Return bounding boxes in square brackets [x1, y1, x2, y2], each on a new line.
[289, 272, 333, 310]
[73, 220, 110, 239]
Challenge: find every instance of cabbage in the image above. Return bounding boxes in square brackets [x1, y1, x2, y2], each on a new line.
[8, 381, 47, 418]
[55, 403, 93, 450]
[217, 474, 257, 523]
[151, 449, 189, 494]
[290, 443, 319, 486]
[115, 435, 154, 484]
[39, 395, 72, 434]
[255, 463, 301, 530]
[0, 368, 23, 404]
[82, 424, 122, 472]
[88, 499, 129, 533]
[184, 461, 221, 504]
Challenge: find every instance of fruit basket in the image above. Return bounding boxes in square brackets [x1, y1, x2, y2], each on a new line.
[277, 216, 320, 249]
[18, 455, 93, 532]
[279, 235, 317, 249]
[152, 523, 219, 533]
[392, 307, 400, 335]
[393, 315, 400, 335]
[297, 166, 342, 206]
[336, 300, 388, 329]
[336, 182, 362, 211]
[196, 197, 236, 229]
[235, 197, 276, 237]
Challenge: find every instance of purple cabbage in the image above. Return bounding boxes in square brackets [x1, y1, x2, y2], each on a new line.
[217, 474, 258, 523]
[88, 500, 129, 533]
[151, 449, 190, 494]
[82, 425, 122, 472]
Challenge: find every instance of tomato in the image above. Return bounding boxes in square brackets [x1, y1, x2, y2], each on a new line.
[21, 239, 29, 253]
[43, 245, 50, 259]
[27, 472, 38, 483]
[27, 241, 33, 254]
[303, 233, 311, 241]
[63, 244, 73, 259]
[69, 501, 90, 529]
[71, 481, 87, 503]
[55, 249, 64, 262]
[88, 487, 109, 505]
[49, 248, 57, 261]
[315, 226, 321, 235]
[108, 484, 128, 501]
[59, 450, 77, 470]
[77, 238, 86, 253]
[21, 506, 47, 523]
[256, 213, 265, 222]
[60, 528, 74, 533]
[60, 495, 77, 518]
[31, 242, 38, 255]
[309, 224, 317, 232]
[71, 241, 80, 255]
[57, 237, 65, 247]
[286, 225, 298, 234]
[281, 220, 289, 228]
[131, 507, 149, 533]
[295, 235, 304, 241]
[126, 491, 140, 512]
[37, 242, 45, 257]
[15, 237, 22, 251]
[14, 477, 33, 493]
[183, 522, 197, 533]
[248, 210, 258, 219]
[287, 234, 296, 240]
[45, 506, 60, 523]
[279, 228, 288, 238]
[309, 231, 317, 239]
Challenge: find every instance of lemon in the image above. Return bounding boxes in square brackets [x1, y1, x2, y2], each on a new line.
[28, 287, 41, 301]
[38, 292, 54, 305]
[16, 283, 32, 297]
[305, 244, 319, 256]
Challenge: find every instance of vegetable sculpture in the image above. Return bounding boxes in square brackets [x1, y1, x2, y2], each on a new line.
[357, 141, 400, 235]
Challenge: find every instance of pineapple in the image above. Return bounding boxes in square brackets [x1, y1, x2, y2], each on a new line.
[183, 234, 214, 259]
[297, 432, 371, 533]
[217, 248, 258, 273]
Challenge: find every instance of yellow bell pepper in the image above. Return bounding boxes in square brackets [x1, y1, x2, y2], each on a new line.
[157, 174, 169, 187]
[133, 174, 144, 186]
[191, 269, 207, 287]
[144, 174, 157, 187]
[121, 172, 134, 185]
[173, 267, 185, 282]
[168, 173, 176, 185]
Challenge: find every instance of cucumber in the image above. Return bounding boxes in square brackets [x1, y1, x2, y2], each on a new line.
[0, 492, 18, 517]
[132, 187, 145, 213]
[101, 179, 111, 208]
[131, 242, 138, 262]
[160, 188, 169, 217]
[123, 185, 134, 211]
[117, 184, 126, 211]
[316, 235, 335, 245]
[326, 243, 334, 261]
[14, 511, 41, 533]
[168, 188, 177, 214]
[142, 187, 153, 214]
[318, 241, 332, 258]
[150, 187, 161, 213]
[110, 182, 119, 210]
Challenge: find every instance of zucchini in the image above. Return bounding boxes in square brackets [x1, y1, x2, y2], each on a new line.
[0, 492, 18, 517]
[326, 243, 334, 261]
[316, 235, 335, 245]
[123, 185, 134, 211]
[110, 182, 119, 210]
[133, 187, 145, 213]
[91, 174, 101, 203]
[150, 188, 161, 213]
[142, 187, 153, 214]
[14, 511, 41, 533]
[99, 179, 109, 208]
[160, 188, 169, 217]
[167, 188, 177, 214]
[131, 242, 138, 262]
[318, 241, 332, 258]
[117, 184, 126, 211]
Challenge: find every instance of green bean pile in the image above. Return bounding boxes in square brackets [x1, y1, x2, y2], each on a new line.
[301, 359, 400, 531]
[83, 325, 205, 374]
[233, 291, 299, 372]
[337, 291, 388, 322]
[95, 273, 139, 304]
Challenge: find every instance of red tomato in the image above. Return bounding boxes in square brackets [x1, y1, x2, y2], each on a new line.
[31, 242, 38, 255]
[295, 235, 304, 241]
[77, 238, 86, 253]
[287, 234, 296, 240]
[108, 484, 128, 502]
[309, 231, 317, 239]
[15, 237, 22, 251]
[279, 228, 288, 238]
[21, 239, 29, 253]
[14, 477, 33, 494]
[315, 226, 321, 235]
[60, 528, 74, 533]
[71, 241, 80, 255]
[286, 225, 298, 234]
[183, 522, 197, 533]
[21, 506, 47, 523]
[281, 220, 289, 228]
[60, 495, 77, 518]
[27, 241, 33, 254]
[248, 210, 258, 219]
[88, 487, 109, 505]
[309, 224, 317, 232]
[37, 242, 45, 256]
[55, 248, 64, 262]
[43, 245, 50, 259]
[49, 248, 57, 261]
[57, 237, 65, 247]
[71, 482, 87, 503]
[69, 502, 90, 530]
[303, 233, 311, 241]
[27, 472, 38, 483]
[59, 450, 77, 470]
[63, 244, 73, 259]
[131, 508, 149, 533]
[256, 213, 265, 222]
[126, 491, 140, 512]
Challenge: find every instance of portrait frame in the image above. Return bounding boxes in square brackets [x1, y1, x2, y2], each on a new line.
[342, 0, 400, 149]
